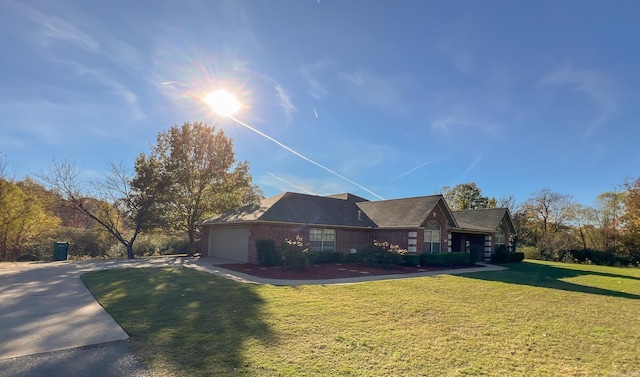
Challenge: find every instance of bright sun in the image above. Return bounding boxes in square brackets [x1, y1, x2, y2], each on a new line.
[205, 90, 241, 116]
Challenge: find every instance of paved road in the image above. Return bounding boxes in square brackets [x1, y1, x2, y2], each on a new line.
[0, 341, 150, 377]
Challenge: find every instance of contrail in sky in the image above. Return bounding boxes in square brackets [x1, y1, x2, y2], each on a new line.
[390, 160, 435, 182]
[313, 106, 319, 118]
[229, 115, 384, 200]
[268, 172, 317, 195]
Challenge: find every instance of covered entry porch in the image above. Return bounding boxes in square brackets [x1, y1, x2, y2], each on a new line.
[450, 231, 492, 262]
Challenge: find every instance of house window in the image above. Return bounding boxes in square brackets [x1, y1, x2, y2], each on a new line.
[495, 225, 505, 251]
[309, 228, 335, 252]
[424, 219, 441, 253]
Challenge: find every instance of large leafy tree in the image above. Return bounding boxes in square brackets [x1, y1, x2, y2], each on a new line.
[0, 178, 60, 261]
[135, 121, 263, 256]
[440, 182, 495, 210]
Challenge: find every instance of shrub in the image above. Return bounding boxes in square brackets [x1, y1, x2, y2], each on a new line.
[312, 251, 343, 264]
[491, 251, 525, 263]
[133, 233, 188, 257]
[566, 249, 632, 267]
[420, 252, 473, 267]
[345, 252, 362, 263]
[469, 246, 481, 264]
[256, 239, 279, 266]
[355, 241, 406, 267]
[520, 245, 543, 260]
[20, 226, 115, 261]
[402, 254, 420, 266]
[281, 236, 312, 271]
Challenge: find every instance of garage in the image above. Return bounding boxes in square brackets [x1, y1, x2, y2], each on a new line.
[208, 227, 250, 262]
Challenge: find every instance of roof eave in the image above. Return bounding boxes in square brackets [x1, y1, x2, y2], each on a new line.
[451, 227, 494, 234]
[202, 220, 374, 229]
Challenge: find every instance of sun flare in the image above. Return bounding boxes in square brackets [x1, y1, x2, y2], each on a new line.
[205, 90, 241, 116]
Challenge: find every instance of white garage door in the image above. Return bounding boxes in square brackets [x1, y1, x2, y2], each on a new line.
[209, 227, 250, 262]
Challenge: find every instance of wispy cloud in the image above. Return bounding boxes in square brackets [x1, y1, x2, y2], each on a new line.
[339, 67, 409, 114]
[60, 60, 145, 121]
[12, 0, 146, 72]
[431, 114, 501, 140]
[300, 59, 334, 99]
[274, 84, 296, 126]
[337, 140, 394, 176]
[12, 0, 99, 52]
[538, 65, 618, 135]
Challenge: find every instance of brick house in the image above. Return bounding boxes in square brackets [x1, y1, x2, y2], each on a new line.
[199, 191, 516, 263]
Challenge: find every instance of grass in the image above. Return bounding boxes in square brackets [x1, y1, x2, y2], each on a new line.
[81, 260, 640, 376]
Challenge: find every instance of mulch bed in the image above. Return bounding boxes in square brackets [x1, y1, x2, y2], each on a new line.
[219, 262, 471, 280]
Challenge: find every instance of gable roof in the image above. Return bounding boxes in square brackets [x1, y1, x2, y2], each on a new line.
[201, 192, 376, 227]
[451, 208, 516, 233]
[356, 195, 455, 228]
[201, 191, 516, 235]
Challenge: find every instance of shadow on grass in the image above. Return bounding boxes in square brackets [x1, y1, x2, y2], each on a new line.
[460, 261, 640, 299]
[82, 267, 277, 375]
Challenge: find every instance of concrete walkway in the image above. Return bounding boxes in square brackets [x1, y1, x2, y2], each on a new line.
[0, 256, 507, 371]
[189, 257, 508, 286]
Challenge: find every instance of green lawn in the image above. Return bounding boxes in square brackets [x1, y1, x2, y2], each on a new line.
[81, 260, 640, 376]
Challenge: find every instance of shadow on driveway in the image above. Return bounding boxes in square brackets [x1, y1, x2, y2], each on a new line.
[0, 262, 129, 360]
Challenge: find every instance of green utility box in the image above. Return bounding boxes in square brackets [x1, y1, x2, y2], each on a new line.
[53, 242, 69, 261]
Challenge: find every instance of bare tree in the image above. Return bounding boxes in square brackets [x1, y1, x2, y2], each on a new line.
[523, 189, 577, 258]
[593, 191, 626, 253]
[42, 159, 155, 259]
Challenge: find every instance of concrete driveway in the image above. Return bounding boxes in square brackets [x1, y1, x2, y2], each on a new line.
[0, 261, 131, 360]
[0, 258, 208, 376]
[0, 257, 239, 362]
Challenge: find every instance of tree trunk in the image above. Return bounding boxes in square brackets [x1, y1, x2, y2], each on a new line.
[187, 229, 196, 257]
[126, 243, 135, 259]
[579, 226, 587, 250]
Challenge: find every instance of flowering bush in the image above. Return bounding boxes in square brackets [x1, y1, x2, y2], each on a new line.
[352, 240, 407, 267]
[281, 235, 313, 271]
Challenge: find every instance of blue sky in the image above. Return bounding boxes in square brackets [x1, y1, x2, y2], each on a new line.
[1, 0, 639, 205]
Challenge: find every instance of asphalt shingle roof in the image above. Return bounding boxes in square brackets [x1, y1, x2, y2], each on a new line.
[451, 208, 511, 232]
[356, 196, 444, 228]
[201, 192, 376, 227]
[202, 192, 515, 234]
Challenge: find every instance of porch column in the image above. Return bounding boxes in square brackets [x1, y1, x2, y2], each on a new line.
[408, 231, 417, 253]
[484, 235, 492, 262]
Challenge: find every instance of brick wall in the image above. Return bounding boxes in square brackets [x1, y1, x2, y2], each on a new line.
[248, 223, 373, 263]
[372, 229, 412, 250]
[429, 202, 450, 253]
[248, 223, 306, 263]
[335, 228, 371, 253]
